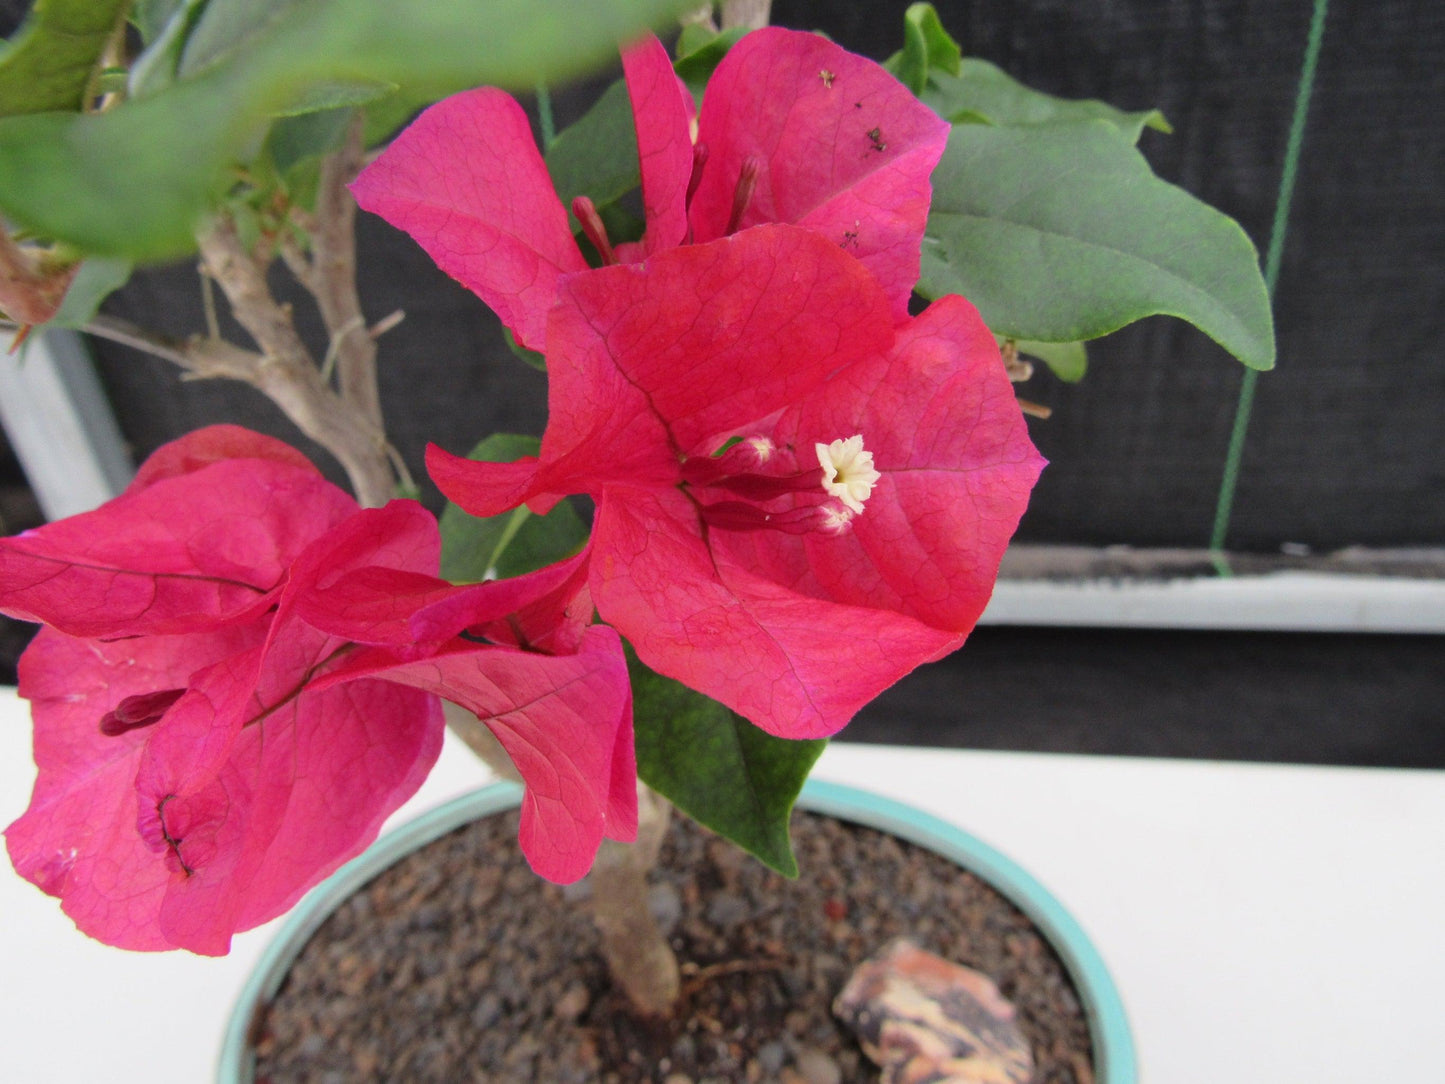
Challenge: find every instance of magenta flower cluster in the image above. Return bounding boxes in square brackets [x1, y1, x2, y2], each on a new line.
[2, 30, 1041, 953]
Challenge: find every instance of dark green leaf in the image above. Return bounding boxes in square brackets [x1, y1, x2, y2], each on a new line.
[0, 0, 697, 259]
[549, 26, 751, 227]
[0, 0, 131, 116]
[920, 122, 1275, 369]
[45, 256, 133, 329]
[545, 78, 639, 226]
[360, 86, 436, 148]
[438, 434, 587, 583]
[674, 21, 715, 59]
[885, 3, 962, 95]
[921, 59, 1171, 143]
[1009, 337, 1087, 382]
[673, 25, 747, 94]
[502, 327, 547, 372]
[593, 199, 645, 249]
[631, 654, 825, 877]
[266, 106, 352, 178]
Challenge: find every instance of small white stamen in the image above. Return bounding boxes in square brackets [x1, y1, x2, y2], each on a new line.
[816, 435, 880, 514]
[818, 504, 857, 535]
[746, 436, 775, 462]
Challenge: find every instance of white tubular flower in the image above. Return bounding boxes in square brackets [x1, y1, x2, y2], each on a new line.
[815, 435, 881, 515]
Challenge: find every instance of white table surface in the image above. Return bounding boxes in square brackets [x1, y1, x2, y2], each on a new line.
[3, 684, 1443, 1083]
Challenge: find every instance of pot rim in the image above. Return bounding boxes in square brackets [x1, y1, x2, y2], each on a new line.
[800, 778, 1136, 1084]
[219, 779, 1136, 1083]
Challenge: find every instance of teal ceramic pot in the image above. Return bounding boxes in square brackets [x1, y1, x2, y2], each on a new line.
[219, 779, 1136, 1083]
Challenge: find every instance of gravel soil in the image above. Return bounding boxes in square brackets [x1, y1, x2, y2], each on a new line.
[251, 808, 1093, 1082]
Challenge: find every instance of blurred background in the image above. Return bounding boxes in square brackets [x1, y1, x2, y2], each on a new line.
[3, 0, 1441, 764]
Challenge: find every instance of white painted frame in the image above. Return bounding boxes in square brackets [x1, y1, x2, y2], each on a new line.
[0, 328, 133, 519]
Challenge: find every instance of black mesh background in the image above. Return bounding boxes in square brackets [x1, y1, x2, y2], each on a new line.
[63, 0, 1445, 550]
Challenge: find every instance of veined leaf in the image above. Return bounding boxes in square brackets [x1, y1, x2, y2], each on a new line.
[631, 653, 824, 877]
[545, 78, 639, 223]
[920, 121, 1274, 369]
[438, 434, 587, 583]
[922, 59, 1171, 144]
[673, 25, 747, 94]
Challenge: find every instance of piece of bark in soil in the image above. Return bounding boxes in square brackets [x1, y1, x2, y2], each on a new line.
[835, 937, 1033, 1083]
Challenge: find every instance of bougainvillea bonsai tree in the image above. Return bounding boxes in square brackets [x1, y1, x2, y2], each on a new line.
[0, 0, 1271, 1023]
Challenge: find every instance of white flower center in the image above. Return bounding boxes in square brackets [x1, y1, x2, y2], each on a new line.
[815, 435, 880, 515]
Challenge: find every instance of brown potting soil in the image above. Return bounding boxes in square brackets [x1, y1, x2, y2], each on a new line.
[251, 808, 1094, 1083]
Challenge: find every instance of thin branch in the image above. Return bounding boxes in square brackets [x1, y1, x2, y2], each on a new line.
[368, 308, 405, 339]
[193, 216, 395, 507]
[276, 230, 320, 296]
[720, 0, 771, 30]
[679, 3, 718, 32]
[1018, 397, 1053, 420]
[306, 114, 383, 430]
[319, 314, 366, 385]
[199, 263, 221, 341]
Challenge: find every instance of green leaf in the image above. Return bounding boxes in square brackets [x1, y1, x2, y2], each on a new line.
[45, 257, 133, 329]
[547, 28, 740, 236]
[920, 121, 1275, 369]
[545, 78, 639, 225]
[673, 25, 747, 94]
[501, 327, 547, 372]
[265, 106, 353, 179]
[921, 59, 1171, 143]
[438, 434, 587, 583]
[126, 0, 205, 100]
[0, 0, 697, 260]
[674, 21, 716, 59]
[177, 0, 307, 79]
[885, 3, 962, 95]
[360, 86, 437, 148]
[630, 653, 825, 877]
[272, 79, 397, 117]
[1008, 337, 1087, 382]
[130, 0, 184, 45]
[0, 0, 131, 116]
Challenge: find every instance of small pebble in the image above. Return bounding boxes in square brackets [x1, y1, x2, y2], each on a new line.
[470, 991, 502, 1029]
[757, 1039, 788, 1074]
[704, 890, 750, 928]
[649, 881, 683, 934]
[794, 1045, 843, 1084]
[554, 981, 590, 1020]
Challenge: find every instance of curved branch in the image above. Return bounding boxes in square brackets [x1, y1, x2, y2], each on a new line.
[296, 115, 384, 430]
[197, 217, 394, 507]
